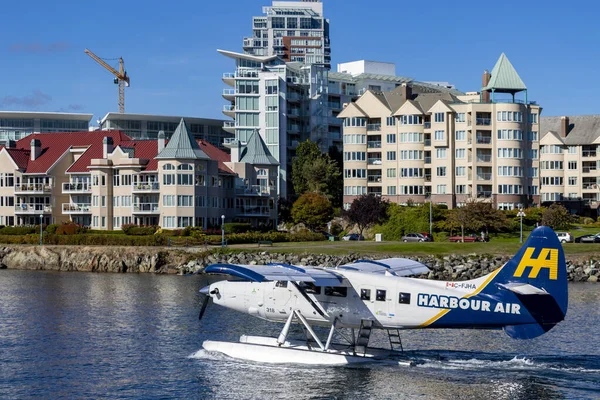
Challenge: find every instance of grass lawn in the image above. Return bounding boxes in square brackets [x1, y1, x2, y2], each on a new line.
[228, 227, 600, 258]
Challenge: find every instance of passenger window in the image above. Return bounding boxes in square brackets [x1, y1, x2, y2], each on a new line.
[376, 289, 386, 301]
[325, 286, 347, 297]
[301, 282, 321, 295]
[399, 292, 411, 304]
[275, 281, 288, 288]
[360, 289, 371, 300]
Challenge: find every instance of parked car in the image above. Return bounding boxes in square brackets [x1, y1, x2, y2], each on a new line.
[420, 232, 434, 242]
[401, 233, 430, 243]
[448, 234, 480, 243]
[342, 233, 364, 241]
[556, 232, 573, 243]
[576, 233, 600, 243]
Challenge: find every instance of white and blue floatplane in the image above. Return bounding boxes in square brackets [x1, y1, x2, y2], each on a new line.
[198, 226, 568, 365]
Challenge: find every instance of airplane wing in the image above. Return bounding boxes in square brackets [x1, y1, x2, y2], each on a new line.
[204, 263, 343, 286]
[337, 258, 430, 277]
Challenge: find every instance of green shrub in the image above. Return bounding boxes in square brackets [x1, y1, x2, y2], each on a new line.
[583, 217, 595, 225]
[121, 224, 157, 236]
[45, 224, 59, 234]
[87, 229, 124, 235]
[0, 226, 38, 235]
[224, 223, 252, 234]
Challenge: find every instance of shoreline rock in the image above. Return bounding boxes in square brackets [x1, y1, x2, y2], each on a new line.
[0, 246, 597, 283]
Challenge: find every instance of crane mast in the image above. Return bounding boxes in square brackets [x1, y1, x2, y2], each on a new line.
[84, 48, 130, 113]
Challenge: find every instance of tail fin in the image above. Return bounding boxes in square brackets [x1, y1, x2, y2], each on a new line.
[492, 226, 568, 339]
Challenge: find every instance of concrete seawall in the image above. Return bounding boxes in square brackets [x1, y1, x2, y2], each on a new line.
[0, 246, 597, 282]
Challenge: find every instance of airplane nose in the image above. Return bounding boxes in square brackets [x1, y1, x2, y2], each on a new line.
[199, 285, 210, 296]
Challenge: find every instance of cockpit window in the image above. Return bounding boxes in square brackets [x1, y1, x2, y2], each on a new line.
[325, 286, 347, 297]
[275, 281, 288, 288]
[360, 288, 371, 300]
[300, 282, 321, 294]
[376, 289, 386, 301]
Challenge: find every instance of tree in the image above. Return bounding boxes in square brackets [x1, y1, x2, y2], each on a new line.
[542, 204, 572, 230]
[443, 200, 508, 241]
[344, 194, 389, 237]
[291, 192, 333, 231]
[291, 140, 342, 206]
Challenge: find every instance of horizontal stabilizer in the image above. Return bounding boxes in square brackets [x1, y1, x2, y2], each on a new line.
[497, 282, 549, 295]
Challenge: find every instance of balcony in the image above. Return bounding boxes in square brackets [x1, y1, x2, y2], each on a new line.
[15, 183, 52, 194]
[477, 173, 492, 181]
[222, 89, 236, 101]
[222, 104, 235, 118]
[424, 175, 432, 182]
[368, 158, 382, 165]
[62, 182, 92, 193]
[288, 93, 302, 102]
[477, 191, 492, 198]
[367, 175, 382, 183]
[132, 183, 160, 193]
[583, 151, 597, 158]
[287, 124, 301, 133]
[327, 102, 341, 109]
[235, 185, 273, 196]
[236, 206, 271, 217]
[582, 183, 598, 190]
[424, 139, 431, 146]
[62, 203, 92, 214]
[288, 109, 301, 118]
[583, 167, 597, 173]
[223, 121, 235, 133]
[367, 124, 381, 131]
[424, 122, 431, 129]
[476, 155, 492, 162]
[222, 72, 235, 86]
[476, 118, 491, 126]
[367, 141, 382, 149]
[476, 136, 492, 144]
[425, 157, 431, 164]
[15, 204, 52, 214]
[132, 203, 160, 214]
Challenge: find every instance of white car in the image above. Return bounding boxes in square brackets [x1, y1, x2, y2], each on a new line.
[556, 232, 573, 243]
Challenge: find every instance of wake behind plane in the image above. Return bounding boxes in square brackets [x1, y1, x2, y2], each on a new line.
[198, 226, 568, 365]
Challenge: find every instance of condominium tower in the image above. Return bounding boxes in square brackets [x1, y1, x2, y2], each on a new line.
[339, 53, 541, 210]
[243, 0, 331, 68]
[0, 111, 92, 143]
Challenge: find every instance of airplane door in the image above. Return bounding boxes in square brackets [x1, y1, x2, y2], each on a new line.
[267, 281, 293, 318]
[359, 285, 376, 318]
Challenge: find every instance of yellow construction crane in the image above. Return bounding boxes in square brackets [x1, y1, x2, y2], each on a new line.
[84, 48, 130, 113]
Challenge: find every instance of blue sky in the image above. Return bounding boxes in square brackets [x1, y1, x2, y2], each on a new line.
[1, 0, 598, 122]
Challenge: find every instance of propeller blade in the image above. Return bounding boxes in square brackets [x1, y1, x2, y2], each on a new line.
[198, 295, 210, 321]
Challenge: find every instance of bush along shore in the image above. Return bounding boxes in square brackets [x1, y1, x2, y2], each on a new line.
[0, 246, 598, 283]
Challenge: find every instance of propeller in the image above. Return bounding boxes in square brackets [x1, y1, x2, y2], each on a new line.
[198, 285, 210, 321]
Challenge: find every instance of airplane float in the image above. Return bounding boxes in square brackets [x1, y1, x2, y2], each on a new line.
[198, 226, 568, 365]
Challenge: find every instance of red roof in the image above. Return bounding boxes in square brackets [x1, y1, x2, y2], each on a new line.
[197, 139, 233, 174]
[5, 132, 232, 175]
[13, 131, 131, 174]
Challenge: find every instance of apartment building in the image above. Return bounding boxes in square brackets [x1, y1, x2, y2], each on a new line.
[0, 119, 278, 229]
[539, 115, 600, 215]
[0, 111, 93, 143]
[99, 113, 233, 150]
[243, 0, 331, 68]
[220, 48, 462, 197]
[340, 53, 541, 210]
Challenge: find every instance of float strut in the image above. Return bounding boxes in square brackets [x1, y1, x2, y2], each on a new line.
[277, 311, 295, 346]
[295, 311, 325, 351]
[324, 318, 337, 351]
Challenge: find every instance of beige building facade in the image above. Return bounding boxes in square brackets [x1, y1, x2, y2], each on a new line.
[339, 54, 541, 210]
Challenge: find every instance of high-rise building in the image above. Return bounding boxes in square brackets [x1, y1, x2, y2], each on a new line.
[243, 0, 331, 69]
[340, 53, 541, 210]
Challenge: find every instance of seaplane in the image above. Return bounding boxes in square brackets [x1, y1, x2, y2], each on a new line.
[198, 226, 568, 365]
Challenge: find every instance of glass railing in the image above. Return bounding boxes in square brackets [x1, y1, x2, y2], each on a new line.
[235, 185, 272, 196]
[222, 89, 236, 95]
[222, 72, 235, 79]
[424, 157, 431, 164]
[132, 203, 160, 213]
[132, 183, 160, 191]
[476, 136, 492, 144]
[367, 141, 382, 148]
[424, 139, 431, 146]
[582, 151, 597, 157]
[582, 184, 598, 190]
[477, 191, 492, 198]
[223, 121, 235, 128]
[62, 183, 92, 192]
[367, 175, 382, 183]
[477, 173, 492, 181]
[476, 155, 492, 162]
[15, 183, 52, 193]
[583, 167, 597, 173]
[367, 124, 381, 131]
[368, 158, 382, 165]
[476, 118, 491, 126]
[424, 122, 431, 129]
[15, 204, 52, 213]
[236, 206, 271, 216]
[62, 203, 91, 213]
[223, 105, 235, 112]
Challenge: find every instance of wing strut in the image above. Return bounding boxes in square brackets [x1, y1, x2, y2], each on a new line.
[291, 281, 328, 319]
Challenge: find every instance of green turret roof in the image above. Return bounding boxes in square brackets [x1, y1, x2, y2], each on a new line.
[482, 53, 527, 93]
[239, 129, 279, 165]
[155, 118, 209, 160]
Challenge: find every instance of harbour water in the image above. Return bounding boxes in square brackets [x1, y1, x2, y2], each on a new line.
[0, 270, 599, 399]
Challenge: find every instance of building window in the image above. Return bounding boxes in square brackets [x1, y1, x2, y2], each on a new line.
[455, 166, 466, 176]
[434, 130, 445, 141]
[568, 146, 578, 154]
[568, 177, 577, 186]
[530, 113, 538, 124]
[401, 168, 423, 178]
[436, 148, 447, 159]
[436, 184, 446, 194]
[434, 113, 445, 123]
[455, 113, 465, 123]
[455, 149, 465, 159]
[400, 132, 423, 143]
[386, 151, 397, 161]
[456, 185, 467, 194]
[436, 167, 446, 177]
[399, 115, 422, 125]
[387, 186, 396, 195]
[386, 134, 397, 144]
[101, 196, 106, 207]
[386, 117, 396, 126]
[568, 161, 577, 170]
[455, 130, 466, 141]
[387, 168, 396, 178]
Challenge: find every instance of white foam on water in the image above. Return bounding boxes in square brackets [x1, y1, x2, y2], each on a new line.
[418, 356, 538, 371]
[187, 349, 230, 361]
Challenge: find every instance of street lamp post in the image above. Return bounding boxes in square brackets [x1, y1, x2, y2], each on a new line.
[517, 209, 526, 244]
[221, 215, 225, 248]
[39, 214, 43, 246]
[429, 198, 433, 237]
